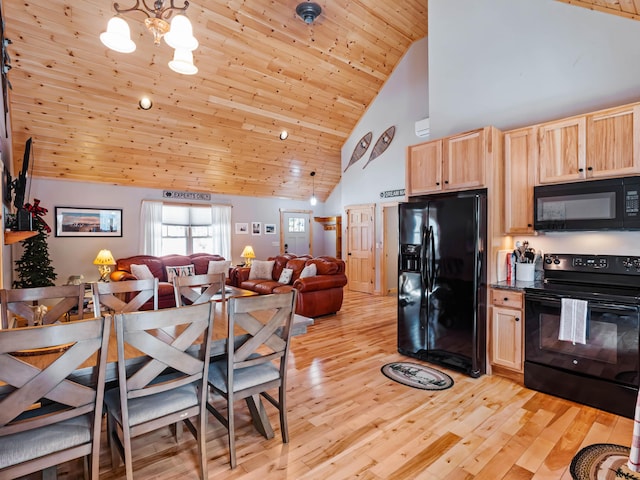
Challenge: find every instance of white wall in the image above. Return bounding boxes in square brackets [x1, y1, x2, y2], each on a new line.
[339, 37, 429, 291]
[428, 0, 640, 137]
[11, 178, 328, 286]
[428, 0, 640, 255]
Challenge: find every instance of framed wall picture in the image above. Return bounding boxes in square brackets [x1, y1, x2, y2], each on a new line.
[55, 207, 122, 237]
[235, 222, 248, 234]
[251, 222, 261, 235]
[264, 223, 276, 235]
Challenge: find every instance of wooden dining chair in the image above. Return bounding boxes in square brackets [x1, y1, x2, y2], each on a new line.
[206, 290, 297, 468]
[173, 272, 226, 306]
[104, 301, 215, 480]
[92, 278, 159, 316]
[0, 316, 111, 479]
[0, 283, 87, 329]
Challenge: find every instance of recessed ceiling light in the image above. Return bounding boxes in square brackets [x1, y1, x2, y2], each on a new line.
[139, 97, 153, 110]
[279, 130, 288, 140]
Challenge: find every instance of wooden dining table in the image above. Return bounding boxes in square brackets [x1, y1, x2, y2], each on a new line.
[7, 300, 313, 441]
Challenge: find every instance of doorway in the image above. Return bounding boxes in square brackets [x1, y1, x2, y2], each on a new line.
[381, 203, 398, 296]
[345, 204, 374, 294]
[280, 209, 312, 256]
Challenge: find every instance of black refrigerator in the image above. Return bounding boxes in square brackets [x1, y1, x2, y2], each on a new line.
[398, 189, 487, 377]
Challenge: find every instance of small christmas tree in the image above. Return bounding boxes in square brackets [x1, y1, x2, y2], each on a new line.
[13, 199, 57, 288]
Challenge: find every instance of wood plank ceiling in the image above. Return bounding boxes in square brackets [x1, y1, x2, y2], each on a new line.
[2, 0, 427, 202]
[557, 0, 640, 21]
[1, 1, 635, 203]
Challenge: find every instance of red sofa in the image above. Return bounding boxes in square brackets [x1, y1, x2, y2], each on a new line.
[110, 253, 227, 309]
[228, 254, 347, 318]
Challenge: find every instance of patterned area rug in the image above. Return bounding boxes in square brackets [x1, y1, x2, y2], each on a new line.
[381, 362, 453, 391]
[570, 443, 640, 479]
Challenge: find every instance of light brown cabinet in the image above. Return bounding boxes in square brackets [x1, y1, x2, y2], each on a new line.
[490, 289, 523, 373]
[406, 140, 442, 195]
[407, 127, 496, 196]
[537, 103, 640, 184]
[537, 116, 585, 184]
[504, 127, 536, 234]
[586, 104, 640, 179]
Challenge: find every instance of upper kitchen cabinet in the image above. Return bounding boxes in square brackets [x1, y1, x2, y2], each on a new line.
[537, 102, 640, 185]
[443, 129, 487, 191]
[407, 127, 501, 196]
[586, 104, 640, 179]
[504, 127, 537, 234]
[537, 116, 586, 184]
[406, 139, 443, 195]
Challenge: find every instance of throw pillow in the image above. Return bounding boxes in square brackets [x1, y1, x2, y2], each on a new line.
[278, 268, 293, 285]
[166, 264, 195, 283]
[207, 260, 232, 275]
[299, 263, 317, 278]
[131, 263, 154, 280]
[249, 260, 275, 280]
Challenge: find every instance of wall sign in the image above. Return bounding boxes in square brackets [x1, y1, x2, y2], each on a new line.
[380, 189, 405, 199]
[163, 190, 211, 201]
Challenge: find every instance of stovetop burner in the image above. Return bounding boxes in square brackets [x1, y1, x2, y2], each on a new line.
[526, 253, 640, 303]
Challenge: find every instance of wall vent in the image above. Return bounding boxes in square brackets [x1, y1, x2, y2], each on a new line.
[415, 118, 430, 138]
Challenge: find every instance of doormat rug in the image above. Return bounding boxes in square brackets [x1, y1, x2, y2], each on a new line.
[381, 362, 453, 391]
[570, 443, 640, 480]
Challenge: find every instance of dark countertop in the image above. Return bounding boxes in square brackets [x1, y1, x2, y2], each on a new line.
[490, 280, 545, 291]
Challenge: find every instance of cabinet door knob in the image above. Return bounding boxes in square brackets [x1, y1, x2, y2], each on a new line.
[578, 168, 584, 173]
[436, 182, 440, 186]
[587, 166, 593, 171]
[515, 317, 520, 322]
[444, 180, 449, 184]
[503, 297, 508, 301]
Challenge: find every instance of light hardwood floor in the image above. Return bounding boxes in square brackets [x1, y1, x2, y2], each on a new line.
[29, 290, 634, 479]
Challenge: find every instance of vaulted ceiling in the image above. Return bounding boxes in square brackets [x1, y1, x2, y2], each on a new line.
[2, 0, 427, 203]
[0, 1, 636, 203]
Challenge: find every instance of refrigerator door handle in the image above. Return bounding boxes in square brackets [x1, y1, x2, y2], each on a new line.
[471, 195, 482, 377]
[421, 225, 430, 291]
[429, 225, 436, 289]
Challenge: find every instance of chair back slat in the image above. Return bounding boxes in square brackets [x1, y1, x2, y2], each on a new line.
[228, 292, 296, 369]
[92, 278, 159, 315]
[114, 302, 214, 405]
[0, 284, 86, 328]
[173, 273, 226, 306]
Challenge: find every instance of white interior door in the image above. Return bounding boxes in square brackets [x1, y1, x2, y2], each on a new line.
[281, 210, 311, 256]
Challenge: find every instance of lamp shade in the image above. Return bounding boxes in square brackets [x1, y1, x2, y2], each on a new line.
[241, 245, 256, 259]
[93, 249, 116, 265]
[168, 48, 198, 75]
[164, 15, 198, 51]
[100, 17, 136, 53]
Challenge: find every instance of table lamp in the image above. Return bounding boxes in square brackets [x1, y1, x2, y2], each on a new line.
[241, 245, 256, 267]
[93, 249, 116, 282]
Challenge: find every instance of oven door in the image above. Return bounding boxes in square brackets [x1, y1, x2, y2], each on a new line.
[525, 290, 639, 387]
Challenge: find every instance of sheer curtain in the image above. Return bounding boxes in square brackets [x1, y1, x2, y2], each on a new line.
[211, 205, 232, 261]
[139, 200, 163, 255]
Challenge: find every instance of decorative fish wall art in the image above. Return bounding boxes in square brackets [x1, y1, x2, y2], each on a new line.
[363, 126, 395, 169]
[344, 131, 372, 172]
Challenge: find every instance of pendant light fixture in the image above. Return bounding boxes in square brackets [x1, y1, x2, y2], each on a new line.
[100, 0, 198, 75]
[310, 171, 317, 206]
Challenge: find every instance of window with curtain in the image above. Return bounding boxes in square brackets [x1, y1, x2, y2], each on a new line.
[140, 202, 231, 259]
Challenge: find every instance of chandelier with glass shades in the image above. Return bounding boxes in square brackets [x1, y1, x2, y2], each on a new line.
[100, 0, 199, 75]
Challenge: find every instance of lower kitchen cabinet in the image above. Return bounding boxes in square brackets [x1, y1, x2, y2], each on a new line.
[490, 289, 524, 377]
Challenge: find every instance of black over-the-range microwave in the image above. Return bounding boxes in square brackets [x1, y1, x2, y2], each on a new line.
[533, 176, 640, 231]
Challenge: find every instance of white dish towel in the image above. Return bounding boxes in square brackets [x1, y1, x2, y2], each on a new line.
[558, 298, 588, 345]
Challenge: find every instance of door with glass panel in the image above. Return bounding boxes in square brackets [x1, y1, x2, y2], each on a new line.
[280, 210, 311, 255]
